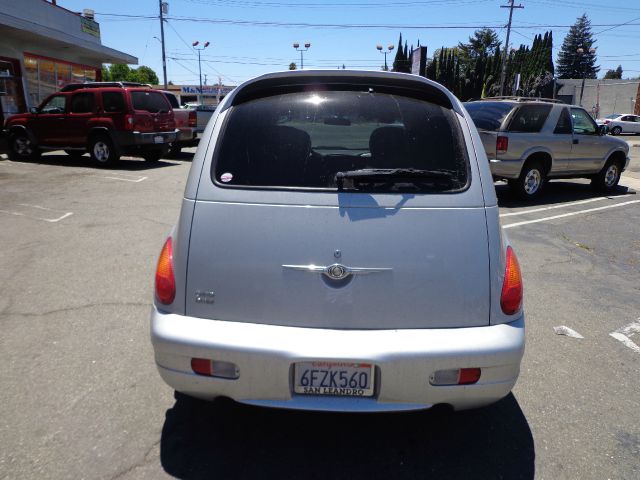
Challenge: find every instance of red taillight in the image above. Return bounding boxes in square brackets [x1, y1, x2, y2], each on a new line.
[458, 368, 482, 385]
[604, 120, 610, 124]
[191, 358, 212, 376]
[500, 246, 523, 315]
[188, 110, 197, 127]
[496, 135, 508, 154]
[124, 114, 135, 131]
[155, 237, 175, 305]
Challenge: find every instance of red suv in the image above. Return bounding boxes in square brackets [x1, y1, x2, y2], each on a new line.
[3, 82, 178, 166]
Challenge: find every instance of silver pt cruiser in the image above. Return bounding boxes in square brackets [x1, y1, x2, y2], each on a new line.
[151, 70, 525, 412]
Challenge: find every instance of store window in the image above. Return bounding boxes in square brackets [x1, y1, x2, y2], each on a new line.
[23, 54, 99, 106]
[0, 58, 27, 123]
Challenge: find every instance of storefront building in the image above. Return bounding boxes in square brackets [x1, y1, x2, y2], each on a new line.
[0, 0, 136, 125]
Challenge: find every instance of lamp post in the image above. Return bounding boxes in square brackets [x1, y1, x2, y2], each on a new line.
[376, 44, 395, 71]
[577, 47, 596, 107]
[293, 42, 311, 70]
[192, 40, 210, 104]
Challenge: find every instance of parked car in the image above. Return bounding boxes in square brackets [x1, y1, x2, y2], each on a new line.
[464, 97, 630, 199]
[596, 113, 640, 135]
[3, 81, 178, 166]
[160, 91, 198, 155]
[151, 70, 525, 413]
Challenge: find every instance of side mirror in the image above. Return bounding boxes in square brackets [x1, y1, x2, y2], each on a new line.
[598, 124, 608, 135]
[30, 107, 38, 114]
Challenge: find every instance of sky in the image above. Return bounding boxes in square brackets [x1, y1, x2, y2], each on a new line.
[57, 0, 640, 86]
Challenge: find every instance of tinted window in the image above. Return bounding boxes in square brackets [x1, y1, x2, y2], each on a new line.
[131, 91, 170, 113]
[605, 114, 620, 119]
[163, 92, 179, 109]
[508, 104, 552, 133]
[102, 92, 125, 113]
[621, 116, 633, 122]
[464, 101, 514, 131]
[70, 92, 95, 113]
[40, 95, 66, 114]
[571, 108, 597, 135]
[213, 90, 468, 192]
[554, 108, 572, 134]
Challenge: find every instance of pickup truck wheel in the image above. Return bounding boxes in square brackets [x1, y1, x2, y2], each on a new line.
[610, 126, 622, 135]
[89, 136, 119, 167]
[509, 161, 545, 200]
[8, 132, 40, 160]
[169, 145, 182, 156]
[143, 151, 162, 162]
[591, 159, 622, 192]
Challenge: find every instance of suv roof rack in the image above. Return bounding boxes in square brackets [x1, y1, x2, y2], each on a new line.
[60, 82, 152, 92]
[476, 96, 565, 104]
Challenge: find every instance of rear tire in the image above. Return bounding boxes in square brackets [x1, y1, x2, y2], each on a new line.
[8, 132, 40, 160]
[509, 161, 545, 200]
[169, 145, 182, 156]
[610, 126, 622, 135]
[591, 159, 622, 192]
[89, 135, 119, 167]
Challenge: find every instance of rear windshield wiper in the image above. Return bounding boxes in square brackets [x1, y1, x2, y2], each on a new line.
[335, 168, 455, 190]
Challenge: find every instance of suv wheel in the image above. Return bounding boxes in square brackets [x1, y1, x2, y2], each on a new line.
[592, 159, 622, 192]
[169, 145, 182, 156]
[509, 161, 545, 200]
[89, 135, 119, 167]
[8, 132, 40, 160]
[610, 126, 622, 135]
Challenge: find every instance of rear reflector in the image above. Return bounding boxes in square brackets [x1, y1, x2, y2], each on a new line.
[430, 368, 482, 386]
[500, 246, 523, 315]
[188, 110, 197, 127]
[191, 358, 240, 379]
[496, 135, 508, 154]
[155, 237, 175, 305]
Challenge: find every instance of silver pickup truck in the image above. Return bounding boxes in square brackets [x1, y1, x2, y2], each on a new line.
[464, 98, 629, 199]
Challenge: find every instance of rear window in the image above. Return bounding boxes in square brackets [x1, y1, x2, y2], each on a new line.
[131, 91, 170, 113]
[212, 90, 469, 192]
[464, 101, 514, 131]
[508, 104, 553, 133]
[163, 92, 179, 109]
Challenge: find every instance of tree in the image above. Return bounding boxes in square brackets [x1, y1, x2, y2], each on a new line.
[458, 28, 501, 61]
[101, 64, 160, 84]
[603, 65, 623, 79]
[557, 14, 599, 79]
[289, 62, 297, 70]
[130, 66, 159, 84]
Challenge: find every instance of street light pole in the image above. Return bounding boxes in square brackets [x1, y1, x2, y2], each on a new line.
[192, 41, 210, 104]
[499, 0, 524, 96]
[376, 44, 395, 71]
[158, 0, 168, 89]
[293, 42, 311, 70]
[577, 47, 596, 107]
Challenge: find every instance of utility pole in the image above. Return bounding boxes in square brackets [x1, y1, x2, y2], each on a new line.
[499, 0, 524, 96]
[159, 1, 168, 89]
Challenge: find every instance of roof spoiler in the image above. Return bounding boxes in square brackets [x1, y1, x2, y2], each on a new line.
[473, 96, 566, 104]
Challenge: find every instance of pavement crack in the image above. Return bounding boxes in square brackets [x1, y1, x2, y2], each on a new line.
[106, 439, 161, 480]
[6, 301, 150, 317]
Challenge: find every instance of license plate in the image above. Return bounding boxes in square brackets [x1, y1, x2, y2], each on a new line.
[294, 361, 374, 397]
[153, 135, 164, 144]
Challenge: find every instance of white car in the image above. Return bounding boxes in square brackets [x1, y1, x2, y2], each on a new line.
[597, 113, 640, 135]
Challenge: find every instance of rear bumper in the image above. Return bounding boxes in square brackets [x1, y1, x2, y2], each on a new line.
[114, 129, 178, 147]
[151, 308, 525, 412]
[489, 158, 522, 179]
[175, 127, 199, 147]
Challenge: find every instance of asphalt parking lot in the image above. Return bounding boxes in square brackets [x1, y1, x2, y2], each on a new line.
[1, 138, 639, 480]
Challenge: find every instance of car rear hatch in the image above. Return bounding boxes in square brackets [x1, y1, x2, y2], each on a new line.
[129, 89, 174, 132]
[464, 101, 515, 158]
[186, 80, 491, 329]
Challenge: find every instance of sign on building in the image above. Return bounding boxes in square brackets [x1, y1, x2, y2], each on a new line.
[180, 85, 235, 96]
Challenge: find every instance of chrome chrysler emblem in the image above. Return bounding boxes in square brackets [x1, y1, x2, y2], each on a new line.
[282, 263, 391, 280]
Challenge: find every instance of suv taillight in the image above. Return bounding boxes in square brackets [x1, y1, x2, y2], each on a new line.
[496, 135, 508, 154]
[500, 246, 523, 315]
[124, 114, 135, 131]
[188, 110, 197, 127]
[604, 120, 611, 124]
[155, 237, 175, 305]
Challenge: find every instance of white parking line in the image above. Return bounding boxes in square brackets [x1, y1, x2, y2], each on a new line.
[500, 194, 633, 218]
[609, 320, 640, 354]
[503, 200, 640, 229]
[99, 173, 148, 183]
[0, 204, 73, 223]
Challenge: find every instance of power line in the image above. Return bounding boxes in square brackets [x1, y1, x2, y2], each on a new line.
[499, 0, 524, 96]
